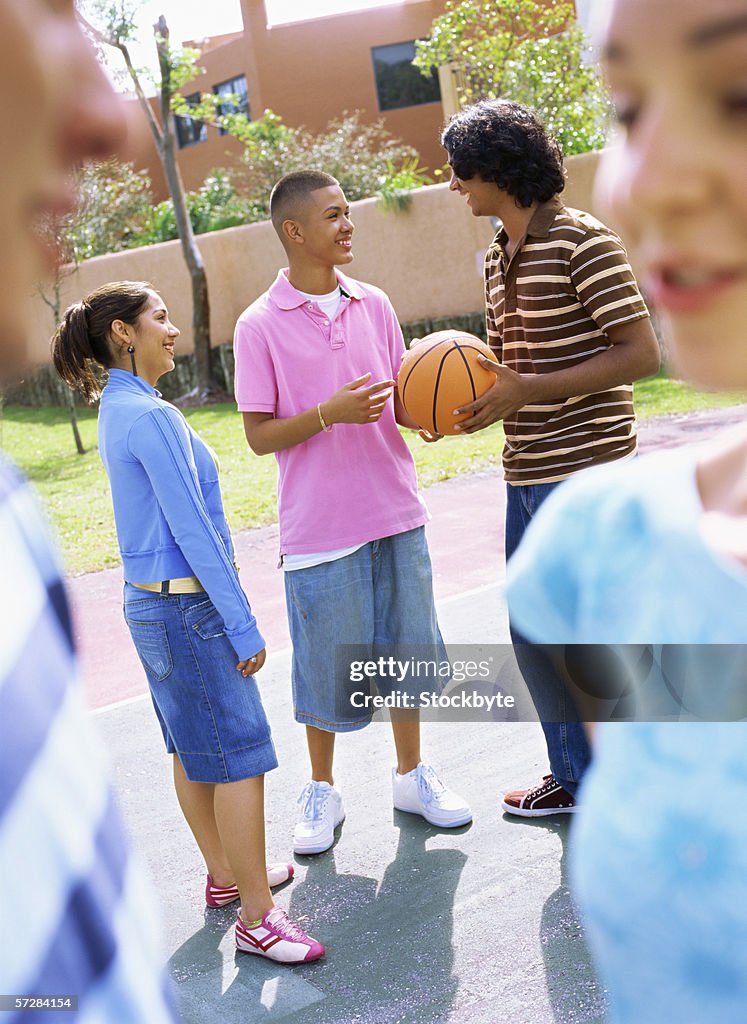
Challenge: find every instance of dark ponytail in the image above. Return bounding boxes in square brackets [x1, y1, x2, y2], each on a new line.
[51, 281, 154, 403]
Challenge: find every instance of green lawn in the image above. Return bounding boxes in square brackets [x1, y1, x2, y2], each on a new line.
[1, 372, 743, 576]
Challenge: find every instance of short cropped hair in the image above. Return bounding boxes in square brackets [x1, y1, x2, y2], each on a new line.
[270, 170, 339, 235]
[441, 100, 565, 207]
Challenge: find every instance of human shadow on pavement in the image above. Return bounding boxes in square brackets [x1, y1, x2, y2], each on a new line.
[167, 903, 235, 1022]
[170, 892, 331, 1023]
[281, 816, 468, 1024]
[503, 815, 607, 1024]
[167, 816, 467, 1024]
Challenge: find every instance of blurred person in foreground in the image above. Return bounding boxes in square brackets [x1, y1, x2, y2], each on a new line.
[0, 1, 176, 1018]
[507, 0, 747, 1020]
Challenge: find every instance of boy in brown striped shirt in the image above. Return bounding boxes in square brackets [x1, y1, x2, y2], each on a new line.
[442, 100, 660, 816]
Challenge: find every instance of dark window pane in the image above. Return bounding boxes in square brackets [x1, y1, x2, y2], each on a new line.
[372, 40, 440, 112]
[214, 75, 249, 134]
[175, 92, 207, 148]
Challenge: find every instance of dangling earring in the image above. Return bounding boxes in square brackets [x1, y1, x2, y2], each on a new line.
[127, 344, 138, 377]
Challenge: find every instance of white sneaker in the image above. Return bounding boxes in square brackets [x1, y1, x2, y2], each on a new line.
[392, 762, 472, 828]
[293, 780, 345, 854]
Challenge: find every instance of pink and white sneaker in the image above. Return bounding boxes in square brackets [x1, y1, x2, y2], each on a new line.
[205, 863, 294, 907]
[235, 907, 325, 963]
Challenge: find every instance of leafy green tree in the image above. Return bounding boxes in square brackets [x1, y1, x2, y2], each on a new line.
[79, 8, 417, 397]
[81, 2, 226, 401]
[229, 110, 429, 218]
[137, 171, 264, 246]
[132, 112, 431, 244]
[69, 160, 154, 260]
[414, 0, 611, 155]
[36, 212, 87, 453]
[29, 160, 153, 449]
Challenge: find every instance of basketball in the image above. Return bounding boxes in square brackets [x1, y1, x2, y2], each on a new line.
[397, 330, 496, 435]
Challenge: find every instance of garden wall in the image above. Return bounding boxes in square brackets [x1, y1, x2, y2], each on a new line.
[11, 151, 607, 405]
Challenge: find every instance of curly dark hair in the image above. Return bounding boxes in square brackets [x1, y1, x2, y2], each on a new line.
[441, 100, 565, 208]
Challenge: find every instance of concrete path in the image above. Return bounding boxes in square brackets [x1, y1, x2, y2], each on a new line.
[69, 404, 746, 711]
[79, 406, 745, 1024]
[68, 469, 507, 711]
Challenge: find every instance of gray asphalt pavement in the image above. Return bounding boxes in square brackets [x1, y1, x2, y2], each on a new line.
[89, 406, 747, 1024]
[96, 585, 605, 1024]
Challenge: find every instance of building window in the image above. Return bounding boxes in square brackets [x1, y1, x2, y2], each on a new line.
[214, 75, 250, 135]
[175, 93, 207, 148]
[372, 41, 441, 112]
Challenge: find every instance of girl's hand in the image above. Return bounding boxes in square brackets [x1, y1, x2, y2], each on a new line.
[237, 648, 267, 677]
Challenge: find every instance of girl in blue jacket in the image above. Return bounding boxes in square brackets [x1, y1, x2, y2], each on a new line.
[53, 281, 324, 964]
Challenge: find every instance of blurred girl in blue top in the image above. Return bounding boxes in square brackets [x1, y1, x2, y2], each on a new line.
[506, 0, 747, 1020]
[52, 281, 324, 964]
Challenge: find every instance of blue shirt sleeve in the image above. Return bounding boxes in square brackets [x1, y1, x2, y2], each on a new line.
[126, 406, 265, 661]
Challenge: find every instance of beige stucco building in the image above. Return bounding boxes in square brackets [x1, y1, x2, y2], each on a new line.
[137, 0, 452, 199]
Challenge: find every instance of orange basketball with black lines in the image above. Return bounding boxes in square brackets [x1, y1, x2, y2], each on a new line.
[398, 331, 496, 436]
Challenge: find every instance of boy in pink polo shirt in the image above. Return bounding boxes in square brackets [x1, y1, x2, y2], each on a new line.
[234, 170, 471, 854]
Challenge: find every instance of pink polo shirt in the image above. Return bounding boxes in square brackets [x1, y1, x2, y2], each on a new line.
[234, 269, 428, 555]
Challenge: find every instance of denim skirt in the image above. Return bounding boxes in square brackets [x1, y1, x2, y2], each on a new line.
[123, 583, 277, 783]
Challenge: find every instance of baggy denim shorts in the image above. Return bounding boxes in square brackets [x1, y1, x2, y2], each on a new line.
[123, 583, 278, 783]
[284, 527, 447, 732]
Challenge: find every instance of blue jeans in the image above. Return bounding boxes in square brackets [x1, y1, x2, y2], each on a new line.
[505, 482, 591, 796]
[284, 527, 446, 732]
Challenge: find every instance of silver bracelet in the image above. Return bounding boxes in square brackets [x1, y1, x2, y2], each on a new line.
[317, 403, 332, 432]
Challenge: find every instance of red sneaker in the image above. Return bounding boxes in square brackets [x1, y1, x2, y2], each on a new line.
[501, 774, 577, 817]
[235, 907, 325, 963]
[205, 863, 294, 907]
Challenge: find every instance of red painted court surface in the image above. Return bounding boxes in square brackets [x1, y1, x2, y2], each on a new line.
[68, 470, 505, 711]
[67, 405, 746, 712]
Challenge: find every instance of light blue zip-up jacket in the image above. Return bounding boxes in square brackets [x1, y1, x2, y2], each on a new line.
[98, 369, 264, 660]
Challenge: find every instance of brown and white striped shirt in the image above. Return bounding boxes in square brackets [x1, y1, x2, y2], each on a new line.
[485, 195, 650, 485]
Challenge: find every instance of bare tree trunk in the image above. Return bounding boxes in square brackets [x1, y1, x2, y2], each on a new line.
[66, 387, 86, 455]
[56, 282, 86, 454]
[156, 18, 221, 403]
[54, 280, 85, 453]
[80, 11, 225, 405]
[40, 274, 86, 454]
